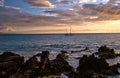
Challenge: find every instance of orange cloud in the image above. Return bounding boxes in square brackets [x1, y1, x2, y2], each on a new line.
[0, 26, 15, 33]
[24, 0, 55, 8]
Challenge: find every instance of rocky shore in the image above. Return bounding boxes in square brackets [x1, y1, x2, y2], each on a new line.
[0, 45, 120, 78]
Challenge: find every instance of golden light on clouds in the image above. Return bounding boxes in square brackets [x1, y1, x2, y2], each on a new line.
[10, 20, 120, 34]
[1, 0, 120, 34]
[72, 20, 120, 33]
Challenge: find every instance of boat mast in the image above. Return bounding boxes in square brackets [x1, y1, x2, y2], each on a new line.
[65, 24, 72, 35]
[70, 24, 72, 34]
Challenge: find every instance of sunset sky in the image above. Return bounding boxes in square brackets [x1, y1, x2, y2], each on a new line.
[0, 0, 120, 34]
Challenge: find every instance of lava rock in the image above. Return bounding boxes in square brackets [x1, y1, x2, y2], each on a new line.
[51, 52, 73, 75]
[98, 45, 116, 59]
[25, 56, 39, 70]
[39, 51, 51, 71]
[77, 54, 118, 78]
[68, 71, 79, 78]
[31, 51, 51, 77]
[0, 52, 24, 78]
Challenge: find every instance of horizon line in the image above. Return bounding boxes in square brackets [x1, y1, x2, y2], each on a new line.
[1, 33, 120, 35]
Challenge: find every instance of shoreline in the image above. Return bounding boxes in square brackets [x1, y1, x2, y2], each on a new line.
[0, 45, 120, 78]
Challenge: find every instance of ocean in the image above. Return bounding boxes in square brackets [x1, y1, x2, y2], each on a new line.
[0, 34, 120, 77]
[0, 34, 120, 54]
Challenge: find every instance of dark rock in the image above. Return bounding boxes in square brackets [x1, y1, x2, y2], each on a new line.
[85, 47, 89, 51]
[68, 71, 79, 78]
[109, 63, 120, 75]
[60, 51, 68, 59]
[98, 45, 116, 59]
[31, 51, 51, 77]
[0, 61, 17, 78]
[61, 50, 68, 53]
[0, 52, 19, 62]
[112, 63, 120, 68]
[0, 52, 19, 57]
[39, 51, 50, 71]
[0, 52, 24, 78]
[4, 56, 24, 67]
[85, 72, 99, 78]
[51, 52, 73, 75]
[25, 56, 39, 70]
[98, 74, 108, 78]
[77, 54, 118, 78]
[0, 52, 24, 66]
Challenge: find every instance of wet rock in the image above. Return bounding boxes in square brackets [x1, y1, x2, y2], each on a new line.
[51, 52, 73, 75]
[61, 50, 68, 53]
[109, 63, 120, 75]
[112, 63, 120, 68]
[85, 72, 99, 78]
[98, 45, 116, 59]
[77, 54, 118, 78]
[60, 50, 68, 59]
[0, 52, 24, 78]
[0, 52, 19, 62]
[68, 71, 79, 78]
[24, 56, 39, 70]
[10, 70, 32, 78]
[98, 74, 108, 78]
[31, 51, 51, 77]
[0, 52, 19, 57]
[39, 51, 51, 71]
[0, 61, 17, 77]
[0, 52, 24, 66]
[5, 56, 24, 67]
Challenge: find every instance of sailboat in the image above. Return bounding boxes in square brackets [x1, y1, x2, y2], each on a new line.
[65, 24, 73, 35]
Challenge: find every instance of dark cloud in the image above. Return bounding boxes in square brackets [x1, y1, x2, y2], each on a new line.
[24, 0, 55, 8]
[82, 3, 120, 14]
[0, 6, 33, 26]
[83, 3, 120, 20]
[0, 5, 69, 28]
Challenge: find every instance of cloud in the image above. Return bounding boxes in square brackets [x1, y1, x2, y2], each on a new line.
[82, 3, 120, 16]
[0, 6, 33, 26]
[1, 0, 120, 27]
[24, 0, 55, 8]
[0, 0, 120, 34]
[78, 0, 109, 4]
[0, 26, 15, 33]
[0, 0, 4, 7]
[0, 5, 68, 28]
[44, 0, 120, 24]
[79, 0, 97, 3]
[44, 6, 98, 21]
[57, 0, 73, 5]
[108, 0, 120, 6]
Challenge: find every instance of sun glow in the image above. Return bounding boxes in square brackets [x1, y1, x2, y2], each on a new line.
[71, 20, 120, 33]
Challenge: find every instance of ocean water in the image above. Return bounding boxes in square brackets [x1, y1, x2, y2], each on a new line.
[0, 34, 120, 54]
[0, 34, 120, 77]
